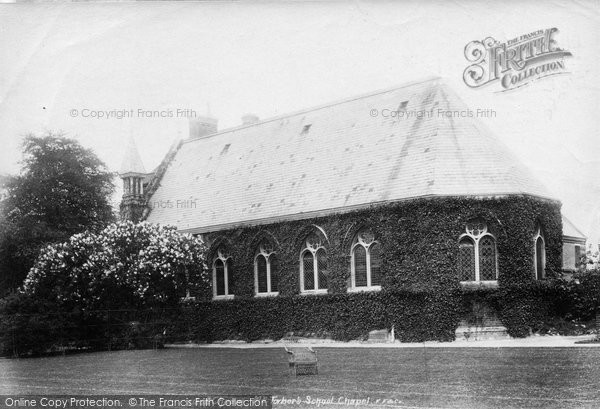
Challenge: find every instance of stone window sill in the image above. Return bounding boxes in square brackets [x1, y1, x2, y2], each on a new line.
[300, 289, 328, 295]
[347, 286, 382, 293]
[255, 292, 279, 297]
[460, 281, 499, 289]
[213, 294, 235, 301]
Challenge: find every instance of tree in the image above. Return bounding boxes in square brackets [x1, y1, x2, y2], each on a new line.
[0, 132, 115, 293]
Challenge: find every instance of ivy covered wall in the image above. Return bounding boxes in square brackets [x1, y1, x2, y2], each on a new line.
[173, 195, 563, 342]
[200, 195, 562, 299]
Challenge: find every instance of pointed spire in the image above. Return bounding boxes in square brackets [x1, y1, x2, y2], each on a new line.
[119, 134, 146, 176]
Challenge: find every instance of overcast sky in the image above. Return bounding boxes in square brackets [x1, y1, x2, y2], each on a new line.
[0, 0, 599, 243]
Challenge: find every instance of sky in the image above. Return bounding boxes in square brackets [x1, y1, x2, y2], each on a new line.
[0, 0, 599, 244]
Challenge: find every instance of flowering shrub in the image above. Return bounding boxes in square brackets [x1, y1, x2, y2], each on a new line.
[0, 222, 208, 356]
[23, 221, 209, 311]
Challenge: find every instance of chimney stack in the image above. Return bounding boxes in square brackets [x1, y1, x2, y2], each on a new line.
[189, 115, 218, 138]
[241, 114, 260, 126]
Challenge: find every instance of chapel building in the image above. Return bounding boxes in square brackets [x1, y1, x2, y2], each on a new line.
[119, 77, 584, 303]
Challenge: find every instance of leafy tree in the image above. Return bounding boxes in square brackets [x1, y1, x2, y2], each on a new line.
[0, 132, 115, 293]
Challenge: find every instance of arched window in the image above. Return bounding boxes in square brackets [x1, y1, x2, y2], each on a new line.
[479, 235, 497, 281]
[458, 237, 476, 281]
[458, 219, 498, 283]
[254, 240, 279, 296]
[213, 247, 233, 299]
[300, 231, 328, 293]
[534, 225, 546, 280]
[350, 230, 382, 291]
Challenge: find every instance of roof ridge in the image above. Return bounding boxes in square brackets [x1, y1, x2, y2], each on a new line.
[563, 215, 587, 239]
[141, 138, 183, 218]
[433, 83, 553, 198]
[429, 85, 444, 196]
[428, 82, 470, 195]
[183, 76, 442, 144]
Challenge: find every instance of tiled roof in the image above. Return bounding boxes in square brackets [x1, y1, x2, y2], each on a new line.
[145, 78, 553, 233]
[562, 215, 586, 240]
[119, 135, 146, 175]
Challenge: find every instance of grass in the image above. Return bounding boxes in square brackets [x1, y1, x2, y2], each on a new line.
[1, 347, 599, 408]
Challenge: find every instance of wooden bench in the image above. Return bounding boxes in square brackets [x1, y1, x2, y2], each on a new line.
[285, 346, 318, 376]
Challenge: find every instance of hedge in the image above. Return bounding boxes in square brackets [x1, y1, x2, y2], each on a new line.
[169, 290, 460, 343]
[168, 280, 582, 344]
[459, 282, 573, 337]
[0, 292, 178, 357]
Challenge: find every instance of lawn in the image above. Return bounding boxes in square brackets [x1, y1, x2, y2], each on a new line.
[1, 347, 599, 409]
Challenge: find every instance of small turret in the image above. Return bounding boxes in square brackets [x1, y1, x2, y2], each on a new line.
[119, 136, 147, 222]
